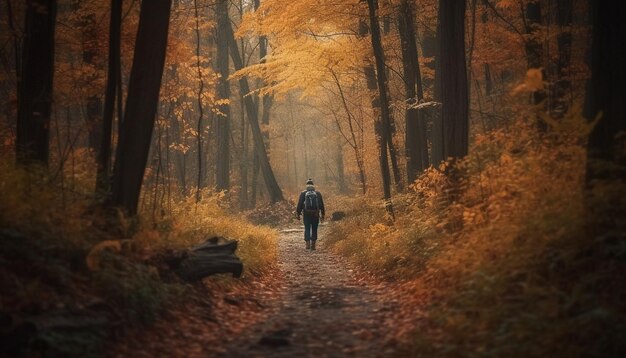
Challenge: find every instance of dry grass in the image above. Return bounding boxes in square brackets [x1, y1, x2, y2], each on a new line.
[145, 190, 278, 275]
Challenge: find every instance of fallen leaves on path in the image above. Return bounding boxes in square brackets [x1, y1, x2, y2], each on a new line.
[113, 269, 283, 357]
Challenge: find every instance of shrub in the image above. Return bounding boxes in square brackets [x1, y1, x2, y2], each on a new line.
[326, 110, 626, 356]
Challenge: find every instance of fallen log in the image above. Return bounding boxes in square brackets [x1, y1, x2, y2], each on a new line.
[166, 237, 243, 281]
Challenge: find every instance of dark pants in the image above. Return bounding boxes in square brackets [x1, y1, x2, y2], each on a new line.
[303, 214, 319, 242]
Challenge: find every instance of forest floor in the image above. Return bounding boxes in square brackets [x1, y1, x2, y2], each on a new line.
[115, 225, 416, 357]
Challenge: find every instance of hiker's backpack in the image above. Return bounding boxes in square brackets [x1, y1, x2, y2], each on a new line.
[304, 190, 319, 211]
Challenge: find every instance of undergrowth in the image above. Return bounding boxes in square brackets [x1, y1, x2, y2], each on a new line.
[0, 154, 277, 355]
[152, 190, 278, 275]
[326, 111, 626, 356]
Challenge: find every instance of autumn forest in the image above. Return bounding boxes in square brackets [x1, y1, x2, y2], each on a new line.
[0, 0, 625, 356]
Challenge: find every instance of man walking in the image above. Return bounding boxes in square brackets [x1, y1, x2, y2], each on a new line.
[296, 179, 325, 250]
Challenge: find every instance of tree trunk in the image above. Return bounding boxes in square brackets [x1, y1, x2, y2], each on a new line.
[335, 141, 348, 194]
[238, 2, 249, 210]
[585, 0, 626, 184]
[226, 20, 284, 203]
[110, 0, 172, 216]
[365, 0, 395, 215]
[429, 10, 444, 167]
[329, 69, 367, 194]
[193, 0, 206, 201]
[96, 0, 122, 195]
[215, 0, 230, 191]
[239, 91, 249, 210]
[366, 0, 402, 193]
[170, 111, 187, 194]
[252, 0, 273, 205]
[81, 11, 103, 151]
[360, 23, 391, 200]
[16, 0, 57, 167]
[554, 0, 573, 118]
[398, 0, 427, 183]
[439, 0, 468, 161]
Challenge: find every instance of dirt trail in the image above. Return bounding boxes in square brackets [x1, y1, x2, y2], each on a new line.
[221, 225, 401, 357]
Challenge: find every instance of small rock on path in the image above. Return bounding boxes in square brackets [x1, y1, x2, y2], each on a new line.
[221, 225, 400, 357]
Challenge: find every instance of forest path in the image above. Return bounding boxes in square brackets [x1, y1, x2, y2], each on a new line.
[219, 225, 401, 357]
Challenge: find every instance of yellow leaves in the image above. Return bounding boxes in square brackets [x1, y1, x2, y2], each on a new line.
[513, 68, 544, 95]
[235, 0, 367, 97]
[214, 98, 230, 107]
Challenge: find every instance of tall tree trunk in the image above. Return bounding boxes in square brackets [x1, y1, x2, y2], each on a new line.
[110, 0, 172, 215]
[437, 0, 468, 213]
[170, 109, 187, 193]
[585, 0, 626, 184]
[335, 141, 348, 194]
[250, 152, 259, 207]
[193, 0, 206, 201]
[239, 90, 249, 210]
[225, 19, 284, 203]
[81, 11, 103, 151]
[251, 0, 272, 205]
[5, 0, 21, 99]
[398, 0, 428, 183]
[365, 0, 395, 214]
[329, 69, 367, 194]
[16, 0, 57, 166]
[554, 0, 573, 117]
[215, 0, 230, 191]
[238, 0, 248, 210]
[429, 9, 444, 167]
[360, 21, 390, 198]
[439, 0, 468, 161]
[484, 63, 493, 96]
[96, 0, 122, 195]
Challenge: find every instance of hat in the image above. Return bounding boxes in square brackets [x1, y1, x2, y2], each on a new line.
[306, 178, 314, 185]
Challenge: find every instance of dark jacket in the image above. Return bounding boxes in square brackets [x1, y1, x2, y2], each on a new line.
[296, 188, 325, 218]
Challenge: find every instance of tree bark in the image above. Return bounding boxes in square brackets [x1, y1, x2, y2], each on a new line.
[439, 0, 468, 161]
[170, 108, 187, 194]
[225, 20, 284, 203]
[398, 0, 427, 183]
[194, 0, 206, 201]
[96, 0, 122, 195]
[215, 0, 231, 192]
[429, 9, 444, 167]
[335, 141, 348, 194]
[554, 0, 573, 117]
[81, 11, 103, 151]
[329, 69, 367, 194]
[366, 0, 402, 193]
[110, 0, 172, 216]
[239, 90, 249, 210]
[585, 0, 626, 183]
[16, 0, 57, 167]
[365, 0, 395, 215]
[250, 0, 273, 206]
